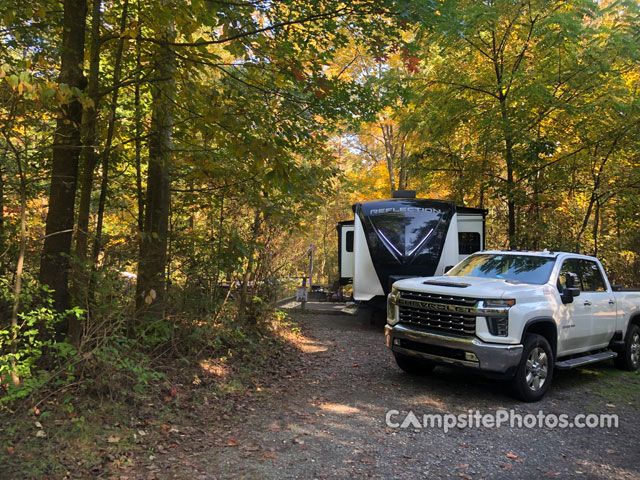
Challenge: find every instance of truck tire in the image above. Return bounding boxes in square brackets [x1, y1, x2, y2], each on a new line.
[393, 352, 436, 375]
[511, 334, 553, 402]
[614, 324, 640, 371]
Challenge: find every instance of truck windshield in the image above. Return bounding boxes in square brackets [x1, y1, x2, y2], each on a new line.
[446, 254, 556, 285]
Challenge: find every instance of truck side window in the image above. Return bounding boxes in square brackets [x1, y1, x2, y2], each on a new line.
[579, 260, 606, 292]
[558, 258, 607, 293]
[458, 232, 481, 255]
[558, 259, 581, 293]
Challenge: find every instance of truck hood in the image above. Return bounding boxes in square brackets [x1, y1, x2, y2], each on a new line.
[392, 275, 543, 299]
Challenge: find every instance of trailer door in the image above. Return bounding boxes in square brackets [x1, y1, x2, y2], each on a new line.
[336, 221, 354, 285]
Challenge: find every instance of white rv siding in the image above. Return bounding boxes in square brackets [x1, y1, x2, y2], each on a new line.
[353, 215, 384, 301]
[456, 214, 484, 263]
[434, 213, 460, 275]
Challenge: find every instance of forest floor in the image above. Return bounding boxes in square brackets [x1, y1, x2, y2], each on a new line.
[3, 306, 640, 479]
[132, 306, 639, 479]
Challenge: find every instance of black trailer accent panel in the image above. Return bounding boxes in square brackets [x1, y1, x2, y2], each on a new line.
[355, 199, 455, 295]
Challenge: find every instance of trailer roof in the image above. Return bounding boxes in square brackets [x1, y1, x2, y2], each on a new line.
[457, 206, 488, 215]
[350, 198, 487, 216]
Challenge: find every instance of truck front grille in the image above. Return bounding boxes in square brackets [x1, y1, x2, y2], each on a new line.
[397, 291, 478, 336]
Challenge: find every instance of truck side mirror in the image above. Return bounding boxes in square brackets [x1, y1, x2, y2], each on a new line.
[562, 272, 580, 304]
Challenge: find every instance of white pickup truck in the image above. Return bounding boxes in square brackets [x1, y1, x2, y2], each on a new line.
[385, 250, 640, 401]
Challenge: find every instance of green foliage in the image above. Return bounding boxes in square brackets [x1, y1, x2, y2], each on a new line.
[1, 0, 639, 419]
[346, 0, 640, 277]
[89, 336, 165, 395]
[0, 274, 164, 406]
[0, 280, 78, 405]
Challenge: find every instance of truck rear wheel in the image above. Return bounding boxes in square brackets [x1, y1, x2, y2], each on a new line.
[393, 352, 436, 375]
[614, 324, 640, 371]
[511, 334, 553, 402]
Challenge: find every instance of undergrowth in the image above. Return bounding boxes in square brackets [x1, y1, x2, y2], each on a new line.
[0, 279, 302, 479]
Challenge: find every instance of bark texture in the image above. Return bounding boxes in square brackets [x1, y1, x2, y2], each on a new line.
[136, 22, 175, 320]
[39, 0, 88, 326]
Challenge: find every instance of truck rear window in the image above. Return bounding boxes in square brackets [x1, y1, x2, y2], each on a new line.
[446, 254, 556, 285]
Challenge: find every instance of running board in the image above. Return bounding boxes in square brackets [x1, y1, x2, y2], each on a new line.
[555, 351, 617, 370]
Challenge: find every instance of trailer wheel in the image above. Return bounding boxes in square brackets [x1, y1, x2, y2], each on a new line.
[393, 352, 436, 375]
[614, 324, 640, 371]
[511, 334, 553, 402]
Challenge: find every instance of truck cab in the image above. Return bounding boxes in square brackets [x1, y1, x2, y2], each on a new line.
[385, 250, 640, 401]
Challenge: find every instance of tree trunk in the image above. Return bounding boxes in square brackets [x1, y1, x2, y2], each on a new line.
[321, 211, 328, 282]
[381, 123, 396, 193]
[397, 138, 409, 191]
[74, 0, 102, 273]
[210, 194, 224, 309]
[592, 198, 600, 257]
[3, 124, 28, 384]
[479, 142, 488, 210]
[130, 0, 144, 336]
[0, 158, 4, 272]
[39, 0, 87, 329]
[575, 191, 596, 254]
[10, 151, 27, 385]
[134, 4, 144, 234]
[499, 96, 517, 248]
[90, 0, 129, 279]
[69, 0, 102, 346]
[238, 210, 262, 322]
[136, 20, 176, 321]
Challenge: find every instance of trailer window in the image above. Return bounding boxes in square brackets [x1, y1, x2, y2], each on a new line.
[458, 232, 481, 255]
[346, 231, 354, 253]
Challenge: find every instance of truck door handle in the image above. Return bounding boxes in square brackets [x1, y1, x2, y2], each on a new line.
[583, 300, 592, 306]
[608, 300, 615, 305]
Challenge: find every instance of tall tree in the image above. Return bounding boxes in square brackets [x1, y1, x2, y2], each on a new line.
[136, 11, 175, 320]
[73, 0, 102, 276]
[39, 0, 87, 329]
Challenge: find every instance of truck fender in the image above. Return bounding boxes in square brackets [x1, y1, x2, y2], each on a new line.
[521, 317, 558, 359]
[625, 313, 640, 338]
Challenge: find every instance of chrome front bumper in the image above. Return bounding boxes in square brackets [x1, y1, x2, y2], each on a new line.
[385, 323, 523, 375]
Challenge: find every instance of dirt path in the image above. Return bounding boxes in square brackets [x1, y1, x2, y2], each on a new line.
[143, 311, 640, 479]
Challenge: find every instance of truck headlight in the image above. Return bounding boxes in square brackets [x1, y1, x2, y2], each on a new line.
[483, 299, 516, 308]
[387, 288, 400, 326]
[480, 299, 514, 337]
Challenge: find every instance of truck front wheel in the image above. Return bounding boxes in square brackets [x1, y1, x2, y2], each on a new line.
[393, 352, 436, 375]
[511, 334, 554, 402]
[614, 324, 640, 371]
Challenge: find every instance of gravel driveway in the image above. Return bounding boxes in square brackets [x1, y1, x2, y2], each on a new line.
[163, 311, 640, 479]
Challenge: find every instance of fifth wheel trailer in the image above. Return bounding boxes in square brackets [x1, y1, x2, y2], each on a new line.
[337, 191, 486, 309]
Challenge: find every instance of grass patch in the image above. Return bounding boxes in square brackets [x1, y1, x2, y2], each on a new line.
[554, 361, 640, 409]
[590, 365, 640, 408]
